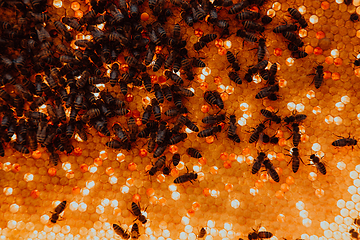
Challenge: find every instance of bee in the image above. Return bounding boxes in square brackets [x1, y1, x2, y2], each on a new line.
[255, 84, 279, 99]
[291, 51, 308, 59]
[148, 156, 166, 176]
[54, 21, 72, 41]
[113, 123, 128, 143]
[345, 0, 353, 4]
[226, 51, 240, 71]
[213, 0, 233, 6]
[62, 17, 82, 31]
[261, 15, 273, 25]
[49, 151, 60, 166]
[198, 227, 207, 238]
[0, 142, 4, 157]
[288, 8, 308, 28]
[236, 30, 258, 44]
[106, 140, 127, 149]
[286, 147, 303, 173]
[199, 34, 218, 43]
[283, 112, 307, 125]
[311, 64, 324, 89]
[228, 71, 242, 84]
[153, 54, 165, 72]
[273, 24, 298, 33]
[202, 114, 226, 125]
[164, 107, 188, 117]
[260, 109, 281, 124]
[11, 142, 29, 154]
[151, 98, 162, 121]
[108, 4, 125, 24]
[113, 224, 130, 239]
[187, 148, 202, 158]
[184, 117, 199, 132]
[204, 91, 224, 109]
[248, 228, 273, 239]
[257, 38, 267, 62]
[349, 229, 359, 239]
[287, 123, 301, 147]
[249, 122, 266, 144]
[181, 11, 194, 27]
[169, 133, 188, 145]
[228, 0, 250, 14]
[153, 144, 167, 158]
[172, 153, 181, 167]
[110, 63, 120, 87]
[129, 202, 148, 224]
[161, 85, 173, 102]
[164, 71, 184, 85]
[198, 125, 222, 138]
[236, 11, 260, 20]
[35, 23, 51, 42]
[130, 223, 140, 239]
[194, 41, 207, 51]
[156, 121, 168, 144]
[309, 154, 326, 175]
[332, 134, 358, 148]
[355, 218, 360, 227]
[50, 201, 67, 223]
[171, 85, 194, 97]
[164, 50, 178, 69]
[242, 21, 265, 33]
[251, 151, 267, 174]
[174, 166, 198, 184]
[282, 32, 304, 47]
[228, 114, 240, 143]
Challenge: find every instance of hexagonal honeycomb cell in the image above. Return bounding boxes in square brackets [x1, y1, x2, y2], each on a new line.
[1, 0, 360, 240]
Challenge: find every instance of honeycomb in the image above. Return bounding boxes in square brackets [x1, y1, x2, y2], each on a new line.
[1, 0, 360, 239]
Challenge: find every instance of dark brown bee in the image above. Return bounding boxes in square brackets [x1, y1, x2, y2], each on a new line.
[164, 71, 184, 85]
[261, 15, 273, 25]
[286, 147, 303, 173]
[194, 41, 207, 51]
[354, 218, 360, 227]
[128, 117, 138, 143]
[186, 148, 202, 158]
[172, 153, 180, 166]
[242, 21, 265, 33]
[228, 115, 240, 143]
[202, 114, 226, 125]
[129, 202, 148, 224]
[228, 71, 242, 84]
[156, 121, 168, 144]
[148, 156, 166, 176]
[198, 227, 206, 238]
[106, 140, 127, 149]
[332, 134, 358, 148]
[153, 54, 165, 72]
[349, 229, 359, 239]
[248, 228, 273, 239]
[0, 142, 4, 157]
[226, 51, 240, 71]
[62, 17, 82, 31]
[236, 30, 258, 44]
[288, 8, 308, 28]
[113, 123, 128, 143]
[198, 125, 222, 138]
[260, 109, 281, 124]
[130, 223, 140, 239]
[255, 84, 279, 99]
[288, 123, 301, 147]
[291, 51, 308, 59]
[309, 154, 326, 175]
[151, 98, 162, 121]
[204, 91, 224, 109]
[228, 0, 250, 14]
[169, 133, 187, 145]
[113, 224, 130, 239]
[257, 38, 267, 62]
[282, 32, 304, 47]
[161, 85, 173, 102]
[283, 112, 307, 124]
[311, 65, 324, 89]
[263, 159, 279, 182]
[171, 85, 194, 97]
[249, 122, 266, 144]
[110, 63, 120, 87]
[50, 201, 67, 223]
[236, 11, 260, 20]
[252, 152, 267, 174]
[273, 24, 298, 33]
[174, 167, 198, 184]
[11, 142, 29, 154]
[49, 151, 60, 166]
[199, 34, 217, 43]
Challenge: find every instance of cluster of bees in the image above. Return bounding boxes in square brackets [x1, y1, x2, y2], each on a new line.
[0, 0, 359, 239]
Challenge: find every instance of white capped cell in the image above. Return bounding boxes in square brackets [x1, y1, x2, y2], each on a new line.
[207, 220, 215, 228]
[320, 221, 329, 230]
[329, 223, 338, 231]
[231, 200, 240, 209]
[346, 201, 355, 209]
[334, 215, 343, 224]
[337, 199, 346, 208]
[340, 208, 349, 217]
